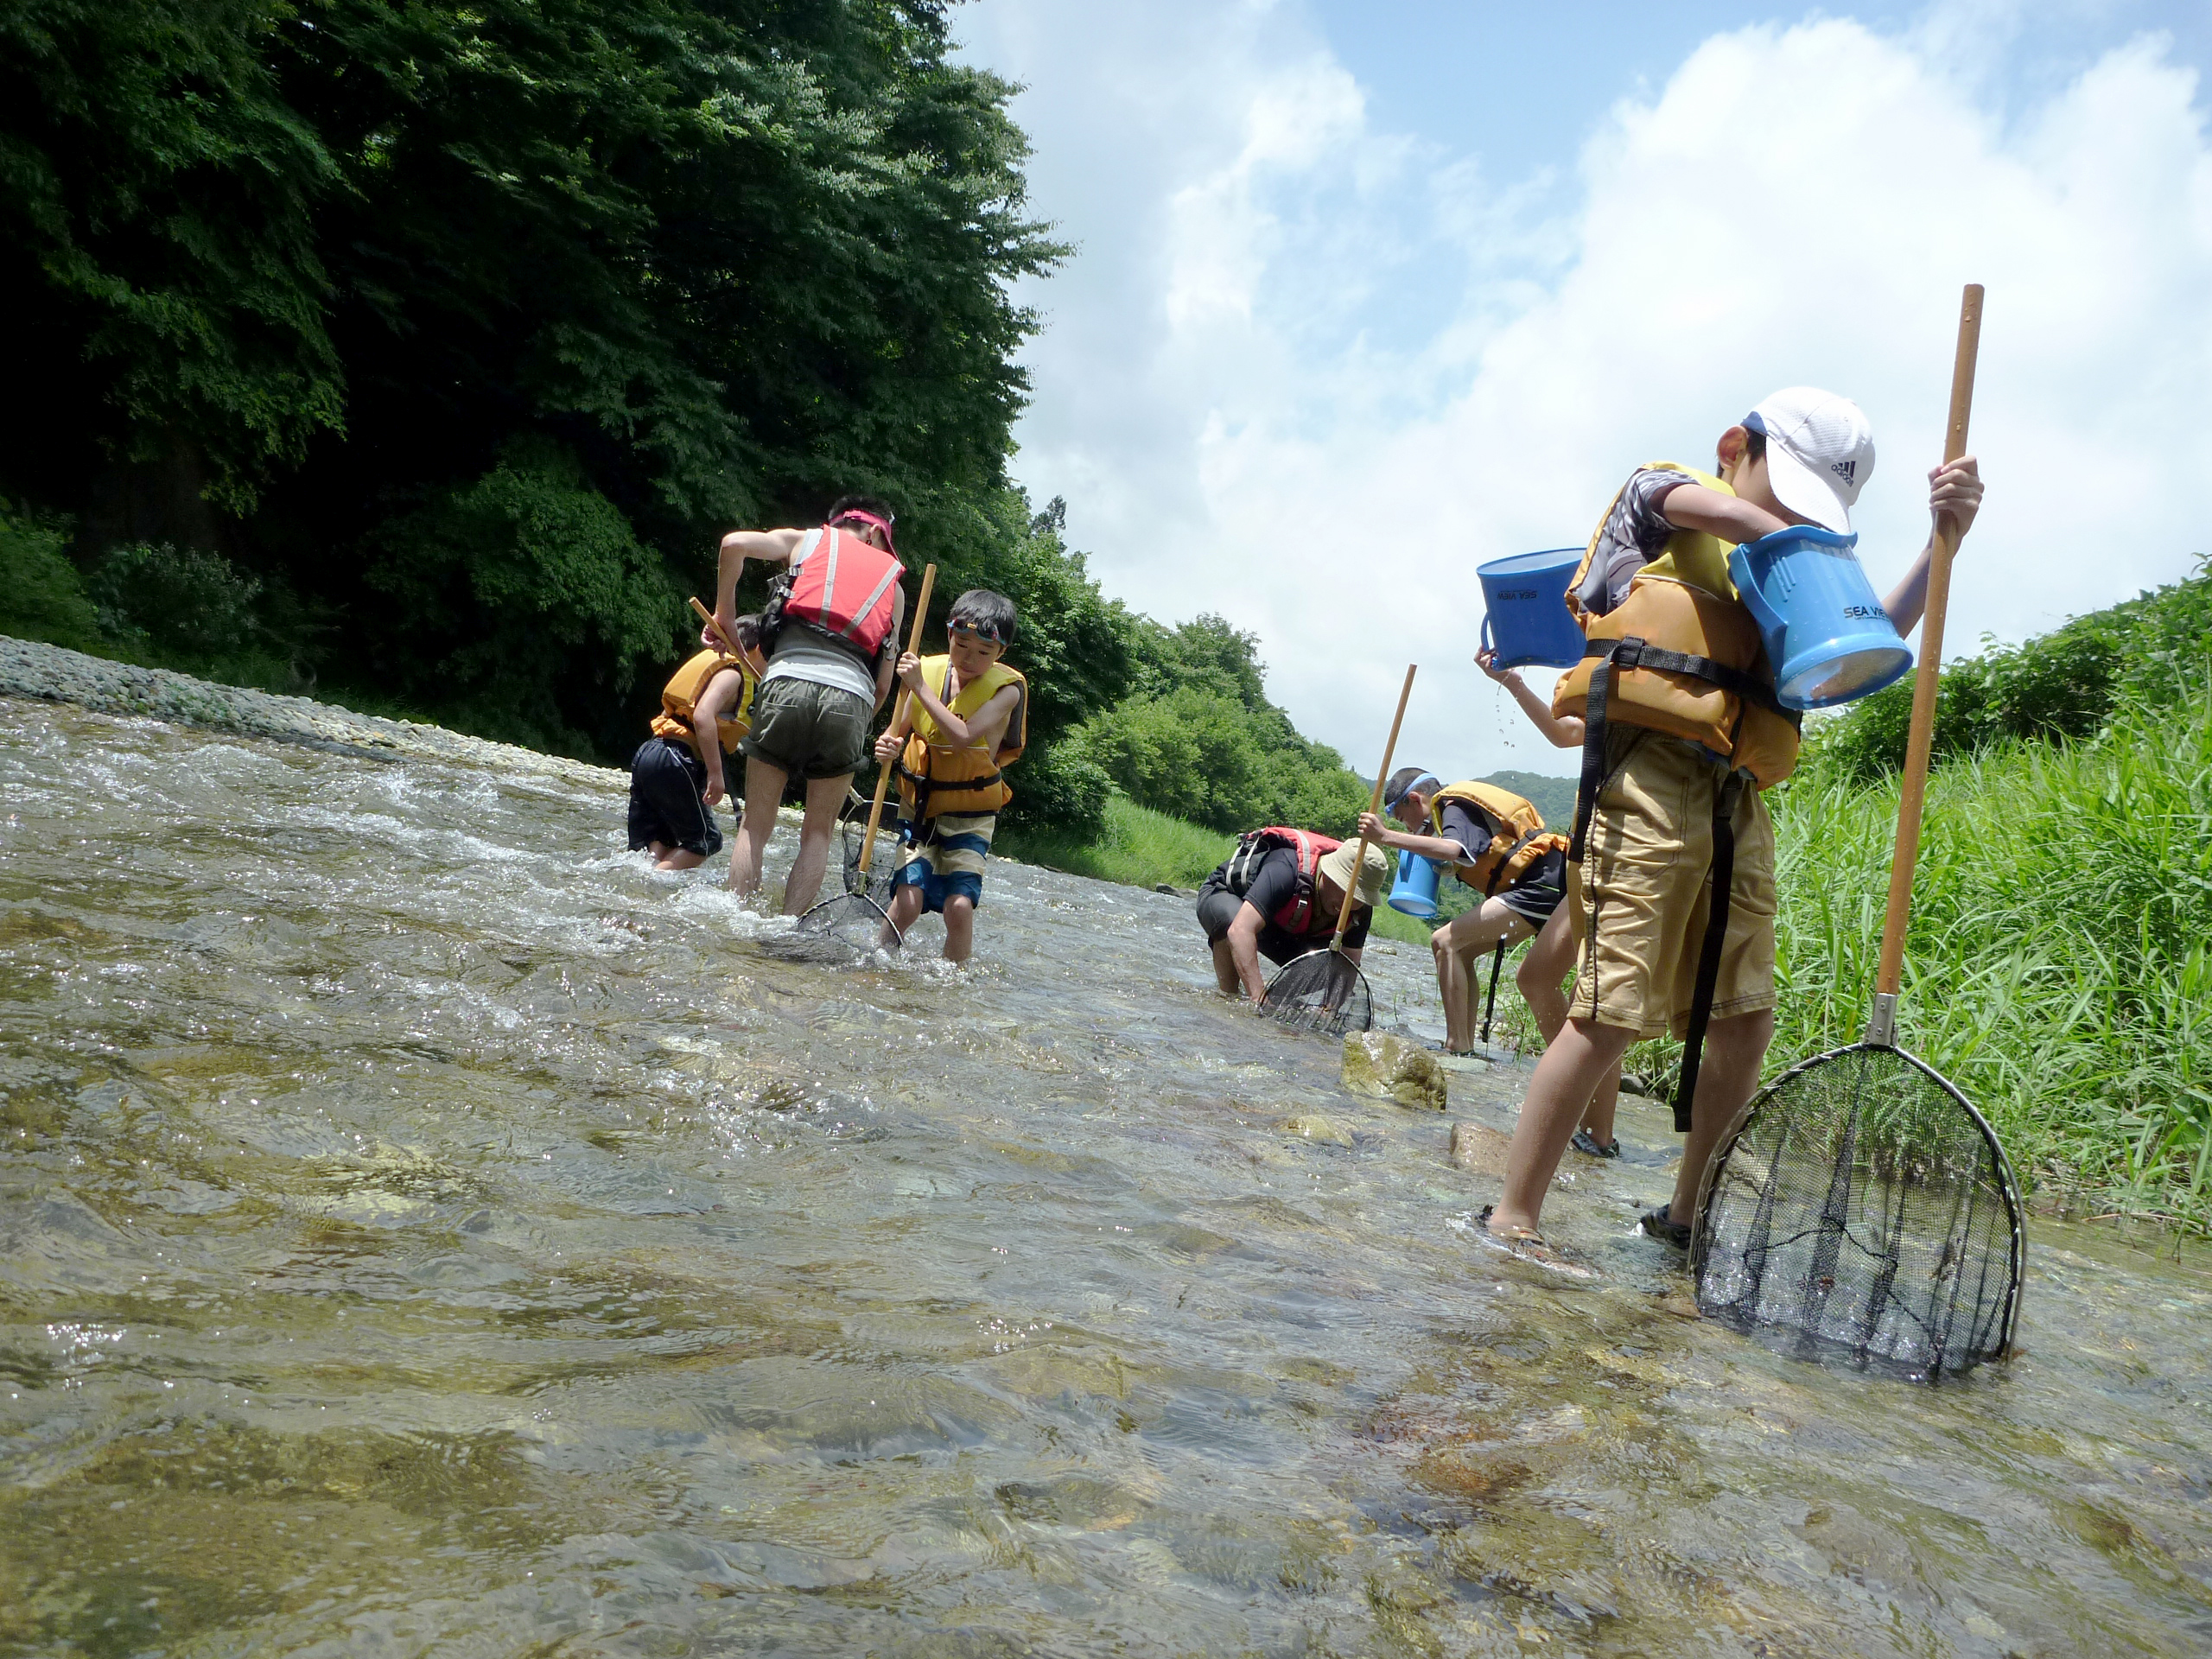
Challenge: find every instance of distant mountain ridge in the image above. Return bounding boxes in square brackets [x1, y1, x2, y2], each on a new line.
[1479, 771, 1578, 830]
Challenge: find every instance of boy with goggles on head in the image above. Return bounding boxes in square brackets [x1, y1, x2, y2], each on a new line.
[874, 588, 1027, 963]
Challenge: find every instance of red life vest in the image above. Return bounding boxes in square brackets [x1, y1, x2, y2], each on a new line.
[1224, 827, 1342, 936]
[780, 527, 905, 665]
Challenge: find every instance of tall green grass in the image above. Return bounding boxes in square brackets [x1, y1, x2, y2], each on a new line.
[1436, 683, 2212, 1230]
[996, 793, 1235, 892]
[1767, 684, 2212, 1228]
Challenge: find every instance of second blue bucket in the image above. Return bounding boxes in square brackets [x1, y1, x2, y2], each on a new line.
[1728, 526, 1913, 710]
[1389, 850, 1443, 918]
[1478, 548, 1586, 670]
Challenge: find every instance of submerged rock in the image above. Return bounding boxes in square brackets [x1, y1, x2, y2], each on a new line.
[1449, 1122, 1512, 1175]
[1285, 1113, 1354, 1147]
[1340, 1032, 1448, 1111]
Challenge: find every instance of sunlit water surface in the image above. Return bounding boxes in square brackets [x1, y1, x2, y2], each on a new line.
[3, 697, 2209, 1657]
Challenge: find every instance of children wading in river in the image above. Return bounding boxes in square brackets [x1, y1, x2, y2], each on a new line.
[1358, 766, 1621, 1157]
[874, 589, 1027, 963]
[628, 615, 766, 871]
[715, 499, 907, 912]
[1482, 389, 1983, 1251]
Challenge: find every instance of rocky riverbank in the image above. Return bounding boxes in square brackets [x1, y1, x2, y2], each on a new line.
[0, 633, 612, 790]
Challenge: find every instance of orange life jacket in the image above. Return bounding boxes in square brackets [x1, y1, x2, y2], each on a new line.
[777, 526, 905, 667]
[649, 650, 754, 760]
[1224, 827, 1340, 937]
[1549, 462, 1801, 789]
[1427, 781, 1566, 893]
[894, 657, 1027, 820]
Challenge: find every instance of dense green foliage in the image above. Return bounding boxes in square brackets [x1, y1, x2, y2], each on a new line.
[1805, 558, 2212, 784]
[1067, 612, 1370, 835]
[0, 1, 1389, 838]
[2, 0, 1058, 749]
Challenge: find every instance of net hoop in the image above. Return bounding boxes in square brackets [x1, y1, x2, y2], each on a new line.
[782, 887, 905, 963]
[1691, 1039, 2024, 1373]
[1258, 946, 1375, 1037]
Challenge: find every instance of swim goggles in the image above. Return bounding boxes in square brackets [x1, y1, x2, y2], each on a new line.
[1382, 772, 1441, 811]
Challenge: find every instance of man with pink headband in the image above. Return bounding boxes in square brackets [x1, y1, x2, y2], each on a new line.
[714, 495, 907, 912]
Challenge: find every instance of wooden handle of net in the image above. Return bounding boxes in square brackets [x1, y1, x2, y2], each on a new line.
[1873, 283, 1982, 1006]
[855, 563, 938, 878]
[1333, 664, 1417, 946]
[690, 595, 741, 657]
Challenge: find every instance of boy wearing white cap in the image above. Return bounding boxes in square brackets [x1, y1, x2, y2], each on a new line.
[1480, 390, 1984, 1249]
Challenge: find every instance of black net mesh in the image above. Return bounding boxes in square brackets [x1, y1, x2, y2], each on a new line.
[1694, 1043, 2023, 1381]
[779, 890, 901, 964]
[839, 792, 899, 898]
[1259, 949, 1374, 1038]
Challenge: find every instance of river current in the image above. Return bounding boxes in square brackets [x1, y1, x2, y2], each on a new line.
[3, 695, 2209, 1657]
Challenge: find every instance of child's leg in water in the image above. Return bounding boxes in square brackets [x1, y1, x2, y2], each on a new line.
[941, 894, 976, 963]
[882, 881, 925, 943]
[1519, 904, 1621, 1146]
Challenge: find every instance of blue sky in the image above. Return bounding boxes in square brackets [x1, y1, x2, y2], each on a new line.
[957, 1, 2212, 778]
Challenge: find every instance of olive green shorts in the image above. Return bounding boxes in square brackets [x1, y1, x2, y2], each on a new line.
[1566, 728, 1777, 1041]
[739, 676, 872, 780]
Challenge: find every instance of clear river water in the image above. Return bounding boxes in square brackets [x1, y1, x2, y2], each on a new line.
[3, 695, 2209, 1657]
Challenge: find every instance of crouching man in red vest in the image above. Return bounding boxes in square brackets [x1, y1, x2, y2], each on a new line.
[714, 496, 906, 913]
[1196, 828, 1389, 1006]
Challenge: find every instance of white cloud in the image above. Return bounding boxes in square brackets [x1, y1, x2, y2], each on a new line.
[963, 4, 2212, 781]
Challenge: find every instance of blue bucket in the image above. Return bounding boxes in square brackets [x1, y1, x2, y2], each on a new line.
[1727, 527, 1914, 710]
[1478, 548, 1586, 670]
[1388, 849, 1444, 918]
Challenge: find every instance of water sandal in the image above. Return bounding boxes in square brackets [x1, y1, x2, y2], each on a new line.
[1456, 1207, 1598, 1280]
[1639, 1203, 1692, 1250]
[1571, 1129, 1621, 1159]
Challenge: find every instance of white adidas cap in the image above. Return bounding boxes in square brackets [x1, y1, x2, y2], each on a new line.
[1745, 387, 1875, 533]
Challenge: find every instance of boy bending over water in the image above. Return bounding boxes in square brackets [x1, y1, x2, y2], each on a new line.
[628, 614, 766, 872]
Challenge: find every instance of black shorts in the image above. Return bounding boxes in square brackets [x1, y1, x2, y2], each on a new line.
[1195, 880, 1319, 969]
[1497, 846, 1567, 928]
[627, 737, 723, 858]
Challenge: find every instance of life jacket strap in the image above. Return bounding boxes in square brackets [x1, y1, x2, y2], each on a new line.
[1577, 635, 1797, 719]
[1672, 771, 1747, 1134]
[1484, 827, 1549, 897]
[1566, 635, 1799, 864]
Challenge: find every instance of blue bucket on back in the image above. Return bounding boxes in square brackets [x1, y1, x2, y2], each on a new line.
[1727, 527, 1914, 710]
[1478, 548, 1586, 670]
[1389, 850, 1444, 918]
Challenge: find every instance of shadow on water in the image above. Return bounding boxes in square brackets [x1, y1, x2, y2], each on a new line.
[3, 697, 2211, 1655]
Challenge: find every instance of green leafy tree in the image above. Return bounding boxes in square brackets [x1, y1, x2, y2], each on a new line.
[0, 0, 344, 514]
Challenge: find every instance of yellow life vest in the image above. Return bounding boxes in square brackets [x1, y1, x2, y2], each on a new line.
[650, 649, 755, 760]
[896, 657, 1028, 819]
[1548, 462, 1801, 788]
[1427, 781, 1567, 893]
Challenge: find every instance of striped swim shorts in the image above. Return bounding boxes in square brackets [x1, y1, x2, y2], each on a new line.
[893, 811, 995, 913]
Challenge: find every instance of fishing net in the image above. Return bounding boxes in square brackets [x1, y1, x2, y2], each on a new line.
[839, 793, 901, 907]
[1259, 948, 1373, 1038]
[1693, 1042, 2024, 1380]
[781, 887, 899, 963]
[780, 795, 906, 963]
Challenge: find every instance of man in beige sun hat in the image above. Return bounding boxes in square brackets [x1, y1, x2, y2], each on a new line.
[1195, 827, 1389, 1005]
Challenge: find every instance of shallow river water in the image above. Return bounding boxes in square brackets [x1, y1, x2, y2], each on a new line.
[3, 696, 2211, 1658]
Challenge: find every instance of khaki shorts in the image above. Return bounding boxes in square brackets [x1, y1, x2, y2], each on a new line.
[740, 676, 871, 780]
[1567, 728, 1777, 1040]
